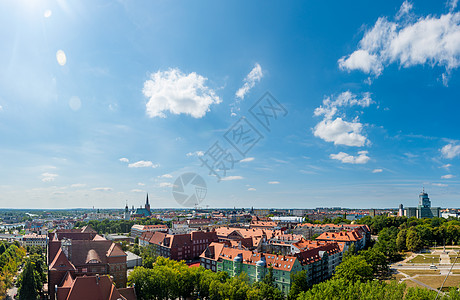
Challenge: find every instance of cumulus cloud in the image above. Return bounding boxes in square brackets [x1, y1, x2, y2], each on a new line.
[131, 189, 145, 193]
[441, 174, 455, 179]
[119, 158, 129, 163]
[143, 68, 221, 118]
[330, 151, 370, 164]
[442, 164, 452, 169]
[41, 172, 58, 182]
[338, 50, 383, 75]
[0, 105, 3, 111]
[313, 91, 372, 147]
[138, 182, 145, 186]
[314, 118, 367, 147]
[372, 169, 383, 173]
[235, 63, 263, 100]
[240, 157, 255, 163]
[92, 187, 112, 191]
[248, 187, 257, 191]
[338, 3, 460, 85]
[159, 182, 175, 188]
[221, 176, 244, 181]
[268, 181, 280, 184]
[186, 151, 204, 157]
[128, 160, 159, 168]
[433, 183, 448, 187]
[441, 143, 460, 158]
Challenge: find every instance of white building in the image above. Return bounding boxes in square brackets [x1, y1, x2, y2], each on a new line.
[131, 224, 168, 238]
[22, 233, 47, 248]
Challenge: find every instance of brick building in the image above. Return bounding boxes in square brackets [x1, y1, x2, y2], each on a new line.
[200, 241, 341, 294]
[48, 226, 128, 300]
[55, 273, 136, 300]
[139, 230, 218, 261]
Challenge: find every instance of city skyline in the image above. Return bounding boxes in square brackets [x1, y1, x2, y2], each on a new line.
[1, 0, 460, 209]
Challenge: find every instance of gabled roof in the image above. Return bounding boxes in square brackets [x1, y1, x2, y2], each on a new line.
[81, 225, 97, 233]
[200, 242, 225, 260]
[316, 230, 363, 242]
[218, 247, 298, 272]
[60, 271, 75, 287]
[106, 243, 127, 257]
[49, 248, 76, 271]
[57, 275, 134, 300]
[295, 243, 341, 265]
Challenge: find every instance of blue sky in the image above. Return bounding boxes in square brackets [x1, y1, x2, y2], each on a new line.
[1, 0, 460, 209]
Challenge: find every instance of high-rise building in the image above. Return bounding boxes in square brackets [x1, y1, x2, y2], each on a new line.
[403, 190, 440, 219]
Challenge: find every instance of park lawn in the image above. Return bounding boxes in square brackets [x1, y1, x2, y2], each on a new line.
[402, 279, 426, 289]
[386, 274, 406, 282]
[416, 275, 460, 289]
[408, 255, 440, 264]
[398, 269, 440, 276]
[452, 270, 460, 274]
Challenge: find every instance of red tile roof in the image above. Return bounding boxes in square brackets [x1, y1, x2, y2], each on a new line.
[56, 275, 135, 300]
[316, 230, 363, 242]
[49, 248, 76, 271]
[217, 247, 298, 272]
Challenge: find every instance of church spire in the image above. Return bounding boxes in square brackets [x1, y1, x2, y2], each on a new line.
[145, 193, 151, 212]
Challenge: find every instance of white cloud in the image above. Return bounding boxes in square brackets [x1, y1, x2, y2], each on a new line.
[268, 181, 280, 184]
[441, 174, 455, 179]
[143, 68, 221, 118]
[131, 189, 145, 193]
[240, 157, 255, 163]
[448, 0, 458, 12]
[441, 143, 460, 158]
[221, 176, 244, 181]
[313, 91, 372, 147]
[186, 151, 204, 157]
[372, 169, 383, 173]
[92, 187, 112, 191]
[159, 182, 174, 188]
[330, 151, 370, 164]
[159, 174, 173, 178]
[41, 172, 58, 182]
[119, 158, 129, 163]
[314, 118, 367, 147]
[442, 164, 452, 169]
[70, 183, 86, 188]
[235, 63, 263, 100]
[248, 187, 257, 191]
[0, 105, 3, 111]
[137, 182, 145, 186]
[433, 183, 448, 187]
[396, 1, 413, 20]
[338, 50, 383, 75]
[128, 160, 159, 168]
[339, 5, 460, 85]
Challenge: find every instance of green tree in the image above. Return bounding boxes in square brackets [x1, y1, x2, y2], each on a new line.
[332, 255, 373, 283]
[406, 229, 423, 252]
[361, 247, 390, 278]
[289, 270, 310, 300]
[18, 262, 39, 300]
[396, 229, 407, 252]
